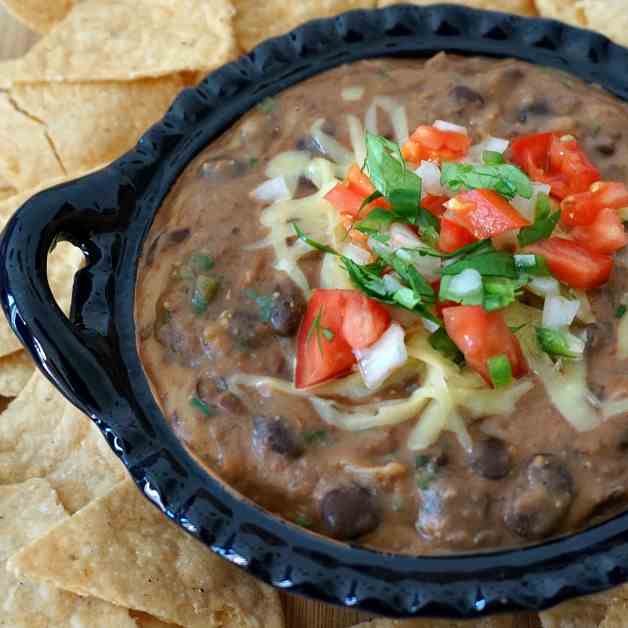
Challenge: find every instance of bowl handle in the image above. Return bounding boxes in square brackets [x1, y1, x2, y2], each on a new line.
[0, 168, 135, 420]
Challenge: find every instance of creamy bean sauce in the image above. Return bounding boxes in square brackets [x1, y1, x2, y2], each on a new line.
[136, 55, 628, 554]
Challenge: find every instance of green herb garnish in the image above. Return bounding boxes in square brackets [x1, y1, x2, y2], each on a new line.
[191, 275, 219, 315]
[303, 430, 328, 445]
[429, 328, 464, 365]
[482, 150, 505, 165]
[415, 457, 439, 490]
[189, 253, 214, 273]
[306, 306, 335, 356]
[513, 253, 551, 277]
[294, 514, 312, 528]
[517, 193, 561, 247]
[487, 354, 513, 388]
[257, 97, 276, 114]
[441, 161, 533, 200]
[536, 327, 585, 359]
[441, 250, 518, 278]
[616, 305, 627, 319]
[190, 397, 214, 416]
[244, 289, 274, 322]
[483, 277, 526, 311]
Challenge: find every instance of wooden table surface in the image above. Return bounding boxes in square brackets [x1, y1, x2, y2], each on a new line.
[0, 7, 541, 627]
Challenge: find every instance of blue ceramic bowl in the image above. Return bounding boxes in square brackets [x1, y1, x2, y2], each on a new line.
[3, 4, 628, 619]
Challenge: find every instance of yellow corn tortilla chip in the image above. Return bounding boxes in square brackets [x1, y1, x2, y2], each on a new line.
[601, 599, 628, 628]
[9, 76, 185, 176]
[0, 187, 16, 201]
[539, 593, 616, 628]
[132, 611, 183, 628]
[9, 479, 285, 628]
[234, 0, 376, 51]
[536, 0, 628, 46]
[0, 372, 125, 513]
[1, 0, 237, 85]
[0, 0, 77, 33]
[350, 615, 523, 627]
[0, 351, 34, 397]
[377, 0, 536, 14]
[0, 478, 138, 628]
[0, 93, 65, 192]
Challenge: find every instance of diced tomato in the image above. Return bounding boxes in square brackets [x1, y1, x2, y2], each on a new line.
[342, 292, 391, 350]
[445, 189, 529, 239]
[402, 125, 471, 164]
[347, 164, 376, 197]
[422, 194, 450, 217]
[571, 207, 627, 255]
[438, 217, 476, 253]
[340, 214, 369, 246]
[510, 132, 600, 200]
[443, 306, 527, 385]
[295, 290, 390, 388]
[524, 237, 613, 290]
[324, 183, 369, 218]
[561, 181, 628, 227]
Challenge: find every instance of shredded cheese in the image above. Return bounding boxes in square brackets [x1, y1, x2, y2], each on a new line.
[365, 97, 409, 145]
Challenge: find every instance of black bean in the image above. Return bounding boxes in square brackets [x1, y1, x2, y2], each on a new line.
[518, 100, 551, 123]
[199, 157, 248, 181]
[504, 454, 574, 539]
[269, 291, 305, 337]
[470, 438, 511, 480]
[167, 228, 191, 244]
[227, 310, 267, 349]
[321, 485, 380, 540]
[252, 416, 303, 458]
[450, 85, 485, 106]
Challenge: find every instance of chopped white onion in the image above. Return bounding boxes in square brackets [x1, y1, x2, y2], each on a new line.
[415, 161, 443, 198]
[446, 268, 483, 300]
[341, 243, 371, 266]
[347, 114, 366, 168]
[310, 119, 354, 174]
[467, 136, 510, 163]
[355, 323, 408, 390]
[528, 276, 561, 297]
[421, 317, 440, 333]
[433, 120, 468, 135]
[364, 97, 409, 145]
[543, 295, 581, 329]
[342, 86, 365, 101]
[533, 182, 552, 197]
[389, 223, 422, 250]
[251, 176, 291, 203]
[383, 272, 403, 293]
[511, 195, 535, 221]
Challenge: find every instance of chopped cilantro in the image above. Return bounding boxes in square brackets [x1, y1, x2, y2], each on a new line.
[616, 305, 627, 319]
[191, 276, 219, 315]
[190, 397, 214, 417]
[482, 150, 505, 165]
[303, 430, 328, 445]
[190, 253, 214, 273]
[536, 327, 585, 359]
[244, 289, 274, 322]
[441, 161, 533, 200]
[257, 97, 276, 114]
[517, 193, 561, 247]
[487, 354, 513, 388]
[429, 328, 464, 365]
[294, 514, 312, 528]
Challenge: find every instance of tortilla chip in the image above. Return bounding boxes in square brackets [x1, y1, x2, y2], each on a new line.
[349, 615, 523, 627]
[0, 93, 65, 192]
[600, 599, 628, 628]
[1, 0, 237, 85]
[9, 77, 185, 176]
[539, 593, 615, 628]
[234, 0, 376, 51]
[0, 351, 34, 397]
[536, 0, 628, 46]
[0, 0, 77, 33]
[131, 611, 183, 628]
[9, 479, 284, 628]
[0, 372, 126, 513]
[0, 478, 138, 628]
[376, 0, 536, 15]
[0, 187, 16, 201]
